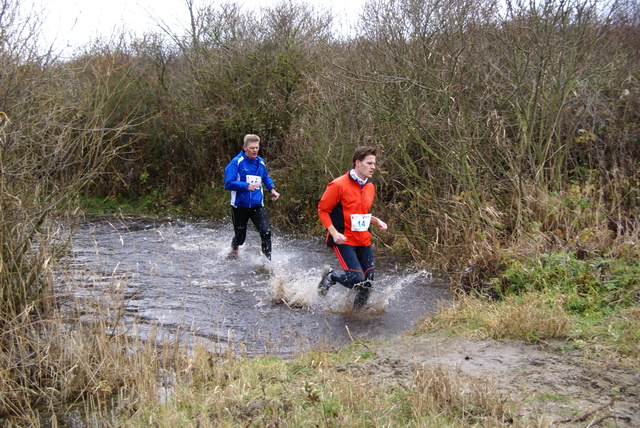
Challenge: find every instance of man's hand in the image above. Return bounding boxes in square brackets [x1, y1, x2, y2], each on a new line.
[328, 225, 347, 244]
[331, 231, 347, 245]
[271, 189, 280, 201]
[372, 217, 388, 232]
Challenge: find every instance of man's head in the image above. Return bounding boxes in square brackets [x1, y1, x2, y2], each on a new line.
[352, 146, 377, 180]
[243, 134, 260, 160]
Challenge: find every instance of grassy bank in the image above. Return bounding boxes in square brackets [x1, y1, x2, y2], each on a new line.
[99, 342, 526, 427]
[428, 250, 640, 359]
[2, 336, 530, 427]
[78, 185, 230, 220]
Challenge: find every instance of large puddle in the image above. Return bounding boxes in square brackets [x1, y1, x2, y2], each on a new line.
[58, 217, 450, 356]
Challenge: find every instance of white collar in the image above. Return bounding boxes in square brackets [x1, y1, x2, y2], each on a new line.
[349, 169, 368, 186]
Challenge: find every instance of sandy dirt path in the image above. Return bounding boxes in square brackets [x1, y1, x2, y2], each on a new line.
[338, 332, 639, 427]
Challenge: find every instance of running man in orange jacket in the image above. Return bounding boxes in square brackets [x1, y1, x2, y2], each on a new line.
[317, 146, 388, 309]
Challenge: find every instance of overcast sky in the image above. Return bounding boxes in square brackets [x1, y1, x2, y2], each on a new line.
[36, 0, 366, 54]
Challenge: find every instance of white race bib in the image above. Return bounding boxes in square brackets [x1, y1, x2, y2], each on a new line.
[246, 175, 262, 189]
[350, 214, 372, 232]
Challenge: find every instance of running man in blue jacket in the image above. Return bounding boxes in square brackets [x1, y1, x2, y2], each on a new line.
[224, 134, 280, 260]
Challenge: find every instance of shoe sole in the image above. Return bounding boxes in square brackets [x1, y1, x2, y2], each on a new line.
[318, 265, 331, 296]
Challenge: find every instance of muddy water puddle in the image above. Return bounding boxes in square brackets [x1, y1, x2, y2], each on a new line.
[58, 217, 450, 356]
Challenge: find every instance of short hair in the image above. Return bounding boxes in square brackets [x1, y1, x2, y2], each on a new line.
[243, 134, 260, 145]
[352, 146, 377, 168]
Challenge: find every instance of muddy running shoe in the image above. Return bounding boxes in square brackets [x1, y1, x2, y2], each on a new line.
[317, 265, 335, 297]
[227, 250, 238, 260]
[353, 283, 372, 309]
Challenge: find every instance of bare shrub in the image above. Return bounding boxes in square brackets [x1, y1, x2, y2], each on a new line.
[1, 0, 150, 421]
[329, 0, 640, 268]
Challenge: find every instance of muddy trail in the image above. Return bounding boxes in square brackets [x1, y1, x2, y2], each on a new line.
[355, 333, 640, 427]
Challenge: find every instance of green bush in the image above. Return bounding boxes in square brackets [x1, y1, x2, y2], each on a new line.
[497, 251, 639, 314]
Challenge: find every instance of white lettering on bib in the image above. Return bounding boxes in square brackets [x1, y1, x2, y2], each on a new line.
[246, 175, 262, 189]
[351, 214, 372, 232]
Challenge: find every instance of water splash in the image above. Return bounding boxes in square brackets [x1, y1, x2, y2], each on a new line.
[62, 218, 450, 356]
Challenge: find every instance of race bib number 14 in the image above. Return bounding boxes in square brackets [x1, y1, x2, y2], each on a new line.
[350, 214, 372, 232]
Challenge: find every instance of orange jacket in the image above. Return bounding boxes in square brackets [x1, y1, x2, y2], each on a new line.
[318, 172, 376, 247]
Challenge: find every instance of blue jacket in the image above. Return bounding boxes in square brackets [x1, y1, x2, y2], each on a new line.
[224, 151, 276, 208]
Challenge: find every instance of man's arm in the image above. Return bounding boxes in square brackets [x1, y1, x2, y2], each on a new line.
[318, 181, 347, 244]
[371, 216, 388, 232]
[261, 166, 280, 200]
[224, 160, 249, 192]
[327, 224, 347, 245]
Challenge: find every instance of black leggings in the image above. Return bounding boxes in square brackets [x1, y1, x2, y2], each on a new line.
[231, 206, 272, 259]
[330, 244, 374, 289]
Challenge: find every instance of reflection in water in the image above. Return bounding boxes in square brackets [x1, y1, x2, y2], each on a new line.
[58, 218, 450, 356]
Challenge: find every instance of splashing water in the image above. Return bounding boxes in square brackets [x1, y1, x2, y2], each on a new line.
[58, 217, 450, 356]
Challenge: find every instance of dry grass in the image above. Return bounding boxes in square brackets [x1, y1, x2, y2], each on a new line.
[0, 303, 169, 425]
[411, 365, 518, 427]
[100, 342, 539, 428]
[425, 293, 572, 343]
[10, 269, 535, 426]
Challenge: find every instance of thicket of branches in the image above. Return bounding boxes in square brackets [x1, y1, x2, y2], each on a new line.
[2, 0, 638, 268]
[74, 0, 637, 268]
[1, 0, 146, 416]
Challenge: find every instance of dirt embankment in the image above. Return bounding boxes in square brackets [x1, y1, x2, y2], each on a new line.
[342, 333, 639, 427]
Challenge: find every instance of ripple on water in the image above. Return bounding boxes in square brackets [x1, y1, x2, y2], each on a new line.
[60, 218, 450, 356]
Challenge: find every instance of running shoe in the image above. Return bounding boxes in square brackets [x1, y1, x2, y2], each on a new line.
[353, 283, 372, 309]
[317, 265, 335, 297]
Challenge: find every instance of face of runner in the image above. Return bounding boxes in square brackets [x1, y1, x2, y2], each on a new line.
[355, 154, 376, 180]
[243, 141, 260, 160]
